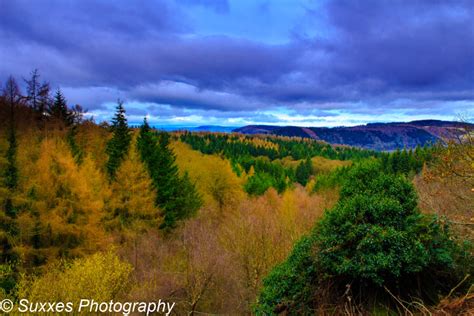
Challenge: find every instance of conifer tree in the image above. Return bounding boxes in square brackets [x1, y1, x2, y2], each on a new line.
[399, 149, 410, 174]
[48, 88, 70, 125]
[3, 77, 20, 191]
[295, 157, 312, 186]
[5, 124, 18, 191]
[67, 128, 83, 164]
[1, 77, 20, 268]
[137, 118, 201, 229]
[105, 100, 131, 179]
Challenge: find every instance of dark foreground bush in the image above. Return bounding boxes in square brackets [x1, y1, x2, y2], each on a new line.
[255, 162, 473, 315]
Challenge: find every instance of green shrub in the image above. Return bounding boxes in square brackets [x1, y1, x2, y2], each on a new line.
[256, 236, 318, 315]
[244, 172, 274, 196]
[255, 162, 472, 314]
[0, 263, 16, 298]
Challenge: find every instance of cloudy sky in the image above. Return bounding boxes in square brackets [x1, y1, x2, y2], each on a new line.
[1, 0, 473, 127]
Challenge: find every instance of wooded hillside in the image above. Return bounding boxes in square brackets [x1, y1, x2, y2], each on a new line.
[0, 74, 472, 315]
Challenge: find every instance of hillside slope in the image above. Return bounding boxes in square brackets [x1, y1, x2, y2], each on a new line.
[233, 120, 472, 151]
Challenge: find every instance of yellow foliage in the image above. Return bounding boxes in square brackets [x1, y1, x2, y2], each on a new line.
[277, 155, 351, 173]
[243, 137, 279, 151]
[216, 186, 336, 309]
[18, 250, 132, 303]
[17, 137, 110, 261]
[172, 141, 245, 211]
[106, 140, 160, 232]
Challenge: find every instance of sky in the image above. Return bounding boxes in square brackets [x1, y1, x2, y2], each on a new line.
[1, 0, 473, 127]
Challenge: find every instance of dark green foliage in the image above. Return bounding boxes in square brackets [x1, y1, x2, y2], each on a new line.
[240, 157, 292, 195]
[105, 101, 131, 179]
[4, 199, 16, 218]
[3, 76, 20, 190]
[295, 157, 312, 186]
[171, 171, 202, 226]
[179, 132, 431, 196]
[380, 146, 430, 175]
[48, 89, 71, 125]
[312, 165, 350, 192]
[67, 127, 83, 164]
[137, 119, 202, 230]
[0, 263, 17, 297]
[244, 172, 274, 196]
[31, 219, 43, 249]
[256, 162, 472, 314]
[312, 146, 432, 194]
[180, 132, 379, 162]
[256, 235, 320, 315]
[5, 126, 18, 190]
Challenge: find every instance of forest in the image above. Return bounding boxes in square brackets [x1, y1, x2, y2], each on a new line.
[0, 72, 473, 315]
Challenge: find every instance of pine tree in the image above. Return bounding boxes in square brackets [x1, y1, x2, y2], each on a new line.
[48, 88, 70, 125]
[399, 149, 410, 174]
[105, 101, 131, 179]
[173, 171, 201, 216]
[5, 125, 18, 190]
[67, 128, 83, 164]
[1, 77, 20, 269]
[295, 157, 312, 186]
[137, 118, 202, 229]
[2, 77, 20, 190]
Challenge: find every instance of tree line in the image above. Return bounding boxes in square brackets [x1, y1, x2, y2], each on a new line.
[180, 131, 434, 196]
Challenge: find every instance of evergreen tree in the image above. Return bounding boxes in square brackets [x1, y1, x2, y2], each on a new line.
[2, 77, 20, 190]
[399, 149, 410, 174]
[67, 128, 83, 164]
[48, 88, 70, 125]
[170, 171, 201, 226]
[5, 125, 18, 191]
[65, 104, 85, 164]
[295, 157, 312, 186]
[105, 101, 131, 179]
[1, 77, 21, 271]
[137, 118, 202, 229]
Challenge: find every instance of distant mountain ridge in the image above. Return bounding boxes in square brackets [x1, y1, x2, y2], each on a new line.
[233, 120, 471, 151]
[191, 125, 238, 133]
[149, 125, 238, 132]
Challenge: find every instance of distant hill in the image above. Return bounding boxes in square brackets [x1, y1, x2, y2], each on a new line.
[233, 120, 472, 151]
[148, 125, 237, 132]
[191, 125, 238, 133]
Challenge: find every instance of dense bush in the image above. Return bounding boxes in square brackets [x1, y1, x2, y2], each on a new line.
[256, 162, 472, 314]
[17, 250, 132, 303]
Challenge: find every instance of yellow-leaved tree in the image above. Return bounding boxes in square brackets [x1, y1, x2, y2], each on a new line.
[17, 250, 132, 303]
[172, 141, 244, 214]
[17, 137, 109, 266]
[105, 138, 160, 234]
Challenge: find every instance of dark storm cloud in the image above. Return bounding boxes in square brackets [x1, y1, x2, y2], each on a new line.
[0, 0, 472, 122]
[1, 0, 299, 93]
[322, 0, 474, 89]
